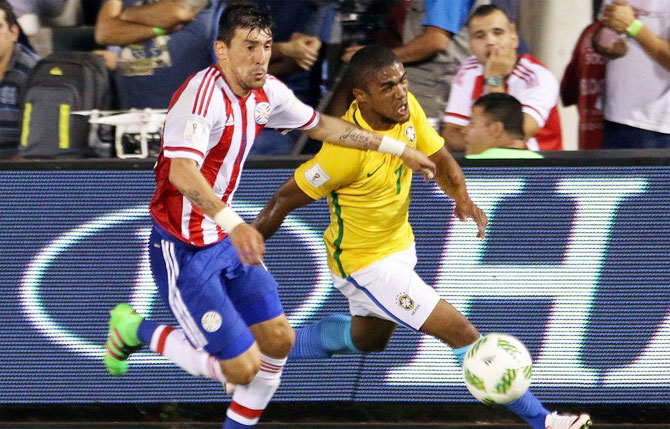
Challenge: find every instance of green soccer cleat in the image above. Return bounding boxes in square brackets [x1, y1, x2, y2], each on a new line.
[104, 303, 143, 376]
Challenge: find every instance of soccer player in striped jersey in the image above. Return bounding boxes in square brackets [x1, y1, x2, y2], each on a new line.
[102, 3, 436, 429]
[253, 46, 591, 429]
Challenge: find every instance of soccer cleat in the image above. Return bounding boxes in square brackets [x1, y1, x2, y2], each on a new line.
[545, 411, 592, 429]
[104, 303, 143, 376]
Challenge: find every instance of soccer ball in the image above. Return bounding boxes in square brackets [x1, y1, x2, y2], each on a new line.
[462, 333, 533, 405]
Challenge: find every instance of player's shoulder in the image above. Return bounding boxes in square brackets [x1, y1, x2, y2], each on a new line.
[407, 92, 426, 120]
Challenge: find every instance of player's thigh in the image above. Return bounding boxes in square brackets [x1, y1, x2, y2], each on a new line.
[350, 316, 397, 352]
[225, 264, 293, 357]
[148, 232, 255, 361]
[337, 248, 440, 332]
[420, 299, 479, 348]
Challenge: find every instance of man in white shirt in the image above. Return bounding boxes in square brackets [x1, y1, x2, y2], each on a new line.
[599, 0, 670, 148]
[441, 4, 562, 152]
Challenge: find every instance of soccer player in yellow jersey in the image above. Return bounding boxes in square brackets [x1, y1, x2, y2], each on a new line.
[254, 47, 591, 429]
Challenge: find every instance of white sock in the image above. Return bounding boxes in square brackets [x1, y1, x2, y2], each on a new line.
[149, 325, 226, 383]
[226, 353, 286, 426]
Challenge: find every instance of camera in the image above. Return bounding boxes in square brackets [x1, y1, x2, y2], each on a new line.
[335, 0, 396, 46]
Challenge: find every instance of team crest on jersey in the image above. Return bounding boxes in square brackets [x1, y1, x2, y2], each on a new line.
[397, 293, 415, 311]
[404, 125, 416, 143]
[201, 311, 222, 332]
[255, 102, 271, 125]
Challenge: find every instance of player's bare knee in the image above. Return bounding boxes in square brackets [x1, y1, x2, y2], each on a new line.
[220, 353, 261, 385]
[269, 323, 295, 357]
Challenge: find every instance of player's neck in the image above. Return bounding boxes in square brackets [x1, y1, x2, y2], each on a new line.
[358, 105, 396, 131]
[217, 64, 251, 98]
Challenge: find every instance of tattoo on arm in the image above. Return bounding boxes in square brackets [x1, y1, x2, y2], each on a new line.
[339, 127, 374, 150]
[180, 189, 217, 212]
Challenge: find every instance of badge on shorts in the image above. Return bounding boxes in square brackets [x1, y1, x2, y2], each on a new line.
[397, 293, 415, 311]
[255, 102, 271, 125]
[201, 311, 222, 332]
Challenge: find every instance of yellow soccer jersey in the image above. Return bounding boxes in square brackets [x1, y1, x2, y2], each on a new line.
[294, 92, 444, 277]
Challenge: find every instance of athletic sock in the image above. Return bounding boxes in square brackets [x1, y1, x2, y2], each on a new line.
[505, 391, 550, 429]
[148, 325, 226, 382]
[289, 314, 359, 359]
[224, 354, 286, 428]
[451, 336, 549, 429]
[137, 319, 159, 344]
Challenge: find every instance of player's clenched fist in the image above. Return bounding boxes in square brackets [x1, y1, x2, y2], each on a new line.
[229, 223, 266, 266]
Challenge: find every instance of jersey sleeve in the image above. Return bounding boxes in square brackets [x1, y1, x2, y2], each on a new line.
[264, 76, 320, 131]
[422, 0, 475, 34]
[519, 67, 560, 128]
[294, 143, 363, 200]
[409, 92, 445, 156]
[161, 73, 223, 166]
[444, 62, 476, 126]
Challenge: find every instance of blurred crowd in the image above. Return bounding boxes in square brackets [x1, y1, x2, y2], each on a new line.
[0, 0, 668, 160]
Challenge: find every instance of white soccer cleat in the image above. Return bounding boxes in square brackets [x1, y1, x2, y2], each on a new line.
[224, 382, 237, 395]
[545, 411, 592, 429]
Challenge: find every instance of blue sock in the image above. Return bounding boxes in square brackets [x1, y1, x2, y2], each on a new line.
[289, 314, 360, 359]
[223, 417, 252, 428]
[451, 336, 549, 429]
[505, 390, 550, 429]
[137, 319, 159, 344]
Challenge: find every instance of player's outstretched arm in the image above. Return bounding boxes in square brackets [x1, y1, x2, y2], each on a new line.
[168, 158, 265, 265]
[253, 177, 316, 241]
[307, 115, 436, 181]
[430, 147, 488, 238]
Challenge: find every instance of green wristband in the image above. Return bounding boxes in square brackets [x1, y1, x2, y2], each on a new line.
[626, 19, 643, 38]
[152, 27, 166, 37]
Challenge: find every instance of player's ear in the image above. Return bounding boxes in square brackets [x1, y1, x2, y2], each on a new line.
[352, 88, 368, 105]
[214, 40, 228, 62]
[491, 121, 505, 139]
[509, 22, 519, 50]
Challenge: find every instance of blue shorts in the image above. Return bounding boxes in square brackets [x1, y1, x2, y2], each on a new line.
[149, 225, 284, 360]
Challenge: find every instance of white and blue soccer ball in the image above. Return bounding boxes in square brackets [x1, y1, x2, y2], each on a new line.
[462, 333, 533, 405]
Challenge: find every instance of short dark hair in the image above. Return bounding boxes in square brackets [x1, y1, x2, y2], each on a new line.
[467, 4, 508, 27]
[0, 0, 18, 28]
[217, 2, 273, 45]
[349, 45, 400, 91]
[473, 93, 524, 139]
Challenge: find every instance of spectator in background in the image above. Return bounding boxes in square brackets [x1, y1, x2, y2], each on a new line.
[94, 0, 224, 109]
[442, 5, 562, 152]
[343, 0, 490, 131]
[0, 0, 40, 159]
[561, 22, 613, 150]
[250, 0, 326, 155]
[464, 93, 543, 159]
[598, 0, 670, 149]
[7, 0, 66, 35]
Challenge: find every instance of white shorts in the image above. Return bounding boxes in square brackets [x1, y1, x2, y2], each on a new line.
[331, 244, 440, 331]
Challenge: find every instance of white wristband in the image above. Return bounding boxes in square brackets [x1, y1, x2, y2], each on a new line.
[378, 135, 406, 156]
[213, 206, 245, 233]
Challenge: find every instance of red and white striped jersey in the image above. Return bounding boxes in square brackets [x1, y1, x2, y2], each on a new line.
[150, 66, 319, 246]
[444, 54, 562, 151]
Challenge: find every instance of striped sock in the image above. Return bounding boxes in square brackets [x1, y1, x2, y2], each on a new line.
[290, 314, 359, 359]
[149, 325, 226, 382]
[225, 354, 286, 427]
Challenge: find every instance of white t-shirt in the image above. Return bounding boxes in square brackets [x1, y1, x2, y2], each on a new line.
[602, 0, 670, 133]
[150, 66, 319, 246]
[444, 54, 562, 151]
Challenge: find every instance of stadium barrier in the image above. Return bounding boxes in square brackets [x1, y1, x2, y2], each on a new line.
[2, 150, 670, 422]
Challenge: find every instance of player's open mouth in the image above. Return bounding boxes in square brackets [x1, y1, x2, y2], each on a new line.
[397, 104, 408, 115]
